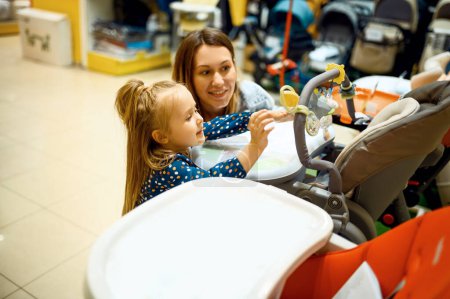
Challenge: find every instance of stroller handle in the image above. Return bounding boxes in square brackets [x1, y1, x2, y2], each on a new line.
[295, 69, 344, 194]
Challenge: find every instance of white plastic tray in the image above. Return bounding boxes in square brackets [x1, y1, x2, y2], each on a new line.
[87, 178, 333, 299]
[191, 121, 335, 183]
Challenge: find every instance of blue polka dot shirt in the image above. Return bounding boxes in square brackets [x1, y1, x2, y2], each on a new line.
[138, 112, 251, 206]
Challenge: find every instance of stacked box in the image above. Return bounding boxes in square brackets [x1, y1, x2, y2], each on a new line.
[17, 8, 72, 66]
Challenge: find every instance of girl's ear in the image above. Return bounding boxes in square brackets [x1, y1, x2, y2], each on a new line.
[152, 130, 169, 144]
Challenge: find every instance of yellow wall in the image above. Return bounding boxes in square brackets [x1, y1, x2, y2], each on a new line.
[32, 0, 81, 64]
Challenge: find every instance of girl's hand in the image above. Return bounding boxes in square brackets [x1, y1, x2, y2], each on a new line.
[247, 109, 275, 152]
[237, 110, 275, 172]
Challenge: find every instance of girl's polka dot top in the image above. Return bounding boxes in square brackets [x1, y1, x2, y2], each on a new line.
[137, 112, 251, 206]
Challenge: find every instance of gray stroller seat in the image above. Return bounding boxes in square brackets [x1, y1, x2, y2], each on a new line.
[336, 81, 450, 241]
[292, 72, 450, 243]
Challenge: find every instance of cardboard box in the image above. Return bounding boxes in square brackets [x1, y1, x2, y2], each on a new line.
[17, 8, 72, 66]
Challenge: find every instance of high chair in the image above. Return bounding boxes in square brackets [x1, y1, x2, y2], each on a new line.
[85, 177, 334, 299]
[290, 68, 450, 243]
[280, 206, 450, 299]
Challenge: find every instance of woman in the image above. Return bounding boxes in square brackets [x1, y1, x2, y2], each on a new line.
[172, 27, 277, 121]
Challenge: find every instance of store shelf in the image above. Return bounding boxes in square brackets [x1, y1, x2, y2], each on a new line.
[31, 0, 173, 75]
[87, 49, 171, 75]
[0, 21, 19, 35]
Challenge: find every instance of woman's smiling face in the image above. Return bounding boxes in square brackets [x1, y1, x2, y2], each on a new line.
[193, 45, 237, 119]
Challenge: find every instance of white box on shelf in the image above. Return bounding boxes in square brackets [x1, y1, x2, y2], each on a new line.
[17, 8, 72, 66]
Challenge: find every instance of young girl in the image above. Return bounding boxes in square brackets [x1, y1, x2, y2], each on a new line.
[116, 79, 278, 214]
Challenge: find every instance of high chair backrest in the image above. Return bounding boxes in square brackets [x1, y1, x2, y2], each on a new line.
[280, 206, 450, 299]
[335, 81, 450, 221]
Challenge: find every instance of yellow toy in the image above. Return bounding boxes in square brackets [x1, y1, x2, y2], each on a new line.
[279, 64, 344, 136]
[280, 85, 321, 136]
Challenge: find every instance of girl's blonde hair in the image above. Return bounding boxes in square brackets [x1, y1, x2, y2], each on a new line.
[116, 79, 181, 215]
[172, 27, 240, 115]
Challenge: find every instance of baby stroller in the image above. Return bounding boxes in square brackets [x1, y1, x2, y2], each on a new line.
[419, 0, 450, 71]
[349, 0, 419, 76]
[282, 67, 450, 243]
[305, 0, 373, 73]
[248, 0, 316, 92]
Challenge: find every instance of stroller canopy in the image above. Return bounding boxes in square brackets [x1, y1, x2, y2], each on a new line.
[374, 0, 418, 32]
[269, 0, 314, 31]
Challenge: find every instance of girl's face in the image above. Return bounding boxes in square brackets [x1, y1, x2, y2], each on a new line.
[163, 86, 205, 152]
[193, 45, 237, 118]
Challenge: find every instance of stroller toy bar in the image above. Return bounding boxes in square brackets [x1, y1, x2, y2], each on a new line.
[325, 63, 346, 84]
[290, 64, 356, 235]
[280, 85, 321, 136]
[280, 64, 347, 137]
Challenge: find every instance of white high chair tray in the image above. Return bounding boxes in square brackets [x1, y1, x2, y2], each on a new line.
[86, 178, 333, 299]
[192, 121, 335, 183]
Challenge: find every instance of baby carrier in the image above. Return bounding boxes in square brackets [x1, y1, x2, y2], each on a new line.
[350, 0, 419, 75]
[419, 0, 450, 71]
[306, 0, 373, 72]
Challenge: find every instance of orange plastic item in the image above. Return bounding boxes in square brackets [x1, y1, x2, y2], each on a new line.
[332, 86, 401, 124]
[267, 59, 297, 76]
[442, 129, 450, 147]
[280, 206, 450, 299]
